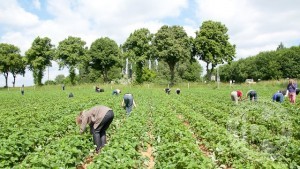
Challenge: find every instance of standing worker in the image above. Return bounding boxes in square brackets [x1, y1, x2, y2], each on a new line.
[272, 91, 284, 103]
[76, 105, 114, 153]
[112, 89, 121, 96]
[230, 90, 243, 104]
[122, 93, 136, 116]
[246, 90, 257, 102]
[287, 79, 297, 103]
[21, 84, 24, 95]
[62, 84, 65, 90]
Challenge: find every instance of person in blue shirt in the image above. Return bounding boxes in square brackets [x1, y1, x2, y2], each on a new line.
[272, 91, 284, 103]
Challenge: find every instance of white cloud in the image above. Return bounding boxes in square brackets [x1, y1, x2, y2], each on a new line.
[33, 0, 41, 10]
[194, 0, 300, 59]
[1, 0, 300, 86]
[0, 0, 39, 28]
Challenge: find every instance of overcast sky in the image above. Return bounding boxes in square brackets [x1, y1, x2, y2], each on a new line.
[1, 0, 300, 87]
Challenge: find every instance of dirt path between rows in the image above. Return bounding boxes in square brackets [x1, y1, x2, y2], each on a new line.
[140, 143, 155, 169]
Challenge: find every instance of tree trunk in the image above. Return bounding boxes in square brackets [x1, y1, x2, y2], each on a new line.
[4, 72, 8, 88]
[103, 68, 108, 83]
[69, 67, 76, 85]
[13, 74, 16, 87]
[206, 63, 210, 80]
[169, 63, 175, 86]
[37, 69, 43, 86]
[135, 62, 143, 83]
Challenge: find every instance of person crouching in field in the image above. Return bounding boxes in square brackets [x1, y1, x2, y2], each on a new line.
[122, 93, 136, 116]
[246, 90, 257, 102]
[272, 91, 284, 103]
[176, 88, 180, 95]
[76, 105, 114, 153]
[21, 84, 24, 95]
[165, 88, 171, 94]
[230, 90, 243, 104]
[112, 89, 121, 96]
[287, 79, 297, 104]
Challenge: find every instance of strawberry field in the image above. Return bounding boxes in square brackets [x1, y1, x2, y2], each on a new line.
[0, 83, 299, 168]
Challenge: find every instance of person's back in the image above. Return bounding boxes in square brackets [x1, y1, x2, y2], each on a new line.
[176, 88, 180, 95]
[112, 89, 121, 95]
[273, 91, 284, 103]
[231, 90, 242, 104]
[122, 93, 136, 115]
[247, 90, 257, 101]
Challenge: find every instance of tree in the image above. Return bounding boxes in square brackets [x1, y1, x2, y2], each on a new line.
[122, 28, 153, 83]
[152, 25, 191, 85]
[25, 37, 54, 86]
[0, 43, 23, 87]
[56, 36, 87, 85]
[55, 74, 66, 84]
[89, 37, 122, 82]
[194, 20, 235, 80]
[177, 60, 202, 82]
[10, 55, 26, 87]
[276, 42, 285, 51]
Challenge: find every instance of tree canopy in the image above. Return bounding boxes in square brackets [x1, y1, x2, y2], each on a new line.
[56, 36, 87, 85]
[89, 37, 122, 83]
[0, 43, 24, 87]
[194, 20, 235, 79]
[152, 25, 191, 85]
[25, 36, 54, 86]
[122, 28, 153, 83]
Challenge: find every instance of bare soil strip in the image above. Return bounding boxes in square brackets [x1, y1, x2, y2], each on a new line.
[140, 143, 155, 169]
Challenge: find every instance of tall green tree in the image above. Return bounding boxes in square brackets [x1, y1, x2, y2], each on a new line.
[10, 55, 26, 87]
[0, 43, 23, 87]
[122, 28, 153, 83]
[194, 20, 235, 80]
[89, 37, 122, 82]
[152, 25, 191, 85]
[25, 37, 54, 86]
[56, 36, 87, 85]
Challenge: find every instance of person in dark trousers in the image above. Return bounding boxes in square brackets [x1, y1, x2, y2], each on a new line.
[165, 88, 171, 94]
[230, 90, 243, 104]
[112, 89, 121, 96]
[272, 91, 284, 103]
[69, 93, 74, 98]
[176, 88, 180, 95]
[122, 93, 136, 115]
[246, 90, 257, 102]
[62, 84, 65, 90]
[76, 105, 114, 153]
[21, 84, 24, 95]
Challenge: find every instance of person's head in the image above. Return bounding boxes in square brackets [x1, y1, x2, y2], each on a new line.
[289, 79, 294, 84]
[76, 111, 84, 125]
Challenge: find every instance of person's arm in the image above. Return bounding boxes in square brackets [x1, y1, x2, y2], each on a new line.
[133, 99, 136, 107]
[121, 99, 125, 107]
[80, 115, 88, 134]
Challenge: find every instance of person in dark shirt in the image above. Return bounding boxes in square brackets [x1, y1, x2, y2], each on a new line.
[165, 88, 171, 94]
[176, 88, 180, 95]
[287, 79, 297, 103]
[246, 90, 257, 102]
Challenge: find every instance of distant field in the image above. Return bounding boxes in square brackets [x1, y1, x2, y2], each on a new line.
[0, 83, 299, 168]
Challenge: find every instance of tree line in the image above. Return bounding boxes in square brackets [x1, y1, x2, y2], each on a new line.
[0, 20, 235, 87]
[218, 43, 300, 83]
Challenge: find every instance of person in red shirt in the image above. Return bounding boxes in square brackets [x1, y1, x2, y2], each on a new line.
[230, 90, 243, 104]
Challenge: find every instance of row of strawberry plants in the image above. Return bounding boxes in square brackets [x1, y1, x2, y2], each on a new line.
[13, 90, 123, 168]
[0, 89, 115, 167]
[181, 91, 300, 166]
[149, 94, 215, 168]
[172, 99, 288, 168]
[89, 93, 151, 168]
[173, 91, 299, 168]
